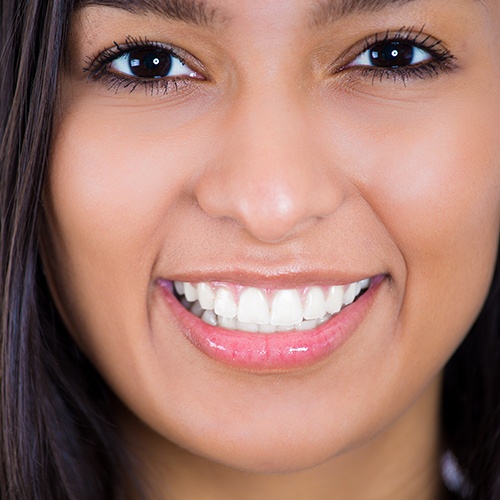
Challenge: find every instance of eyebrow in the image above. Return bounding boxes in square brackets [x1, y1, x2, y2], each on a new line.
[74, 0, 225, 26]
[75, 0, 480, 28]
[310, 0, 422, 26]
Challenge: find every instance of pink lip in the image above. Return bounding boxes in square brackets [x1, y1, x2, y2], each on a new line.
[158, 276, 384, 372]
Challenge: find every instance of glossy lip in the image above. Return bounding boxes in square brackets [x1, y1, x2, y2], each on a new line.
[158, 275, 385, 372]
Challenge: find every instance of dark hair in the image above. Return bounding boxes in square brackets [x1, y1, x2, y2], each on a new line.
[0, 1, 137, 498]
[0, 1, 499, 499]
[442, 254, 500, 498]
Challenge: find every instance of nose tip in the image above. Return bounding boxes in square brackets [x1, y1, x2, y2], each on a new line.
[194, 95, 344, 243]
[195, 150, 344, 243]
[197, 165, 341, 243]
[249, 188, 302, 243]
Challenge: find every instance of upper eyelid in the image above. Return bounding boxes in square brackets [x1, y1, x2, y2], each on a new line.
[362, 27, 450, 58]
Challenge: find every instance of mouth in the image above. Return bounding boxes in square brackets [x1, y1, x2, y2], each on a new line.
[158, 275, 383, 371]
[173, 279, 370, 333]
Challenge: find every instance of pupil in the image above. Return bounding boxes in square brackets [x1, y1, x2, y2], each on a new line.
[369, 42, 414, 68]
[129, 49, 172, 78]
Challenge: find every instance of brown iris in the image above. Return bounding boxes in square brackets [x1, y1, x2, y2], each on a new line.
[127, 49, 173, 78]
[369, 42, 415, 68]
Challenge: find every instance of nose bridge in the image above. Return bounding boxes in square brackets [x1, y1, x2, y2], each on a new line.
[194, 85, 344, 242]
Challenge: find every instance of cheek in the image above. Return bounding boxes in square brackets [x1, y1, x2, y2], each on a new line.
[367, 104, 500, 283]
[320, 88, 500, 368]
[47, 75, 222, 270]
[48, 96, 215, 272]
[366, 116, 500, 271]
[45, 100, 207, 358]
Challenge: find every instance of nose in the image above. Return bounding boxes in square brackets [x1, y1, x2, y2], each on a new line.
[194, 90, 345, 243]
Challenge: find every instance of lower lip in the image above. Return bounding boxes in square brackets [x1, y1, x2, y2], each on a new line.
[158, 277, 383, 372]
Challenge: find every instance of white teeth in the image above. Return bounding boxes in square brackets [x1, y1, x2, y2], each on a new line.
[317, 314, 330, 325]
[278, 325, 292, 332]
[259, 323, 278, 334]
[214, 288, 237, 318]
[237, 321, 259, 333]
[173, 277, 370, 333]
[270, 290, 303, 326]
[325, 286, 343, 314]
[184, 283, 198, 302]
[201, 309, 217, 326]
[197, 282, 215, 310]
[190, 301, 204, 318]
[174, 281, 185, 296]
[218, 316, 237, 330]
[237, 287, 270, 324]
[343, 283, 357, 306]
[296, 319, 318, 331]
[303, 286, 326, 320]
[359, 278, 370, 290]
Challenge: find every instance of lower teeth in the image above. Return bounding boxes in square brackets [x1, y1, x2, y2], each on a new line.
[182, 299, 334, 333]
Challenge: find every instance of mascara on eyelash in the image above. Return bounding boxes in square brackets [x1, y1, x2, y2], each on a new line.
[336, 25, 458, 85]
[364, 25, 455, 63]
[84, 36, 187, 75]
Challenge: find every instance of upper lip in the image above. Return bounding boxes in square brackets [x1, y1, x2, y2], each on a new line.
[159, 269, 384, 288]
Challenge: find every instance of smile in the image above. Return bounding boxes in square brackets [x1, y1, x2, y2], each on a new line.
[173, 279, 371, 333]
[158, 274, 383, 371]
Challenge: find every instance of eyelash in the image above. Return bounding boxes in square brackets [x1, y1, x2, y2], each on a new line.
[84, 36, 202, 95]
[84, 27, 457, 95]
[339, 26, 457, 85]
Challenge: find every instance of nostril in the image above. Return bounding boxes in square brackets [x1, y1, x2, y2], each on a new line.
[196, 166, 338, 241]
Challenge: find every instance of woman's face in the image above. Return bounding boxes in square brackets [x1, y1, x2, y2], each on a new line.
[46, 0, 500, 475]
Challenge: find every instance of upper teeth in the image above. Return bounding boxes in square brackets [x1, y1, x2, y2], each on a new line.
[174, 279, 370, 333]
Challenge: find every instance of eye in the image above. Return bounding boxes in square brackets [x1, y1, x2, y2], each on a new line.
[349, 41, 432, 69]
[335, 28, 457, 86]
[85, 37, 206, 96]
[110, 47, 197, 79]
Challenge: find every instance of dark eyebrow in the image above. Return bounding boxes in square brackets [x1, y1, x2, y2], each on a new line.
[74, 0, 485, 28]
[310, 0, 423, 26]
[74, 0, 225, 26]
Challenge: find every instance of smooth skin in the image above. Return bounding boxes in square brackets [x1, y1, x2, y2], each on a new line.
[44, 0, 500, 498]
